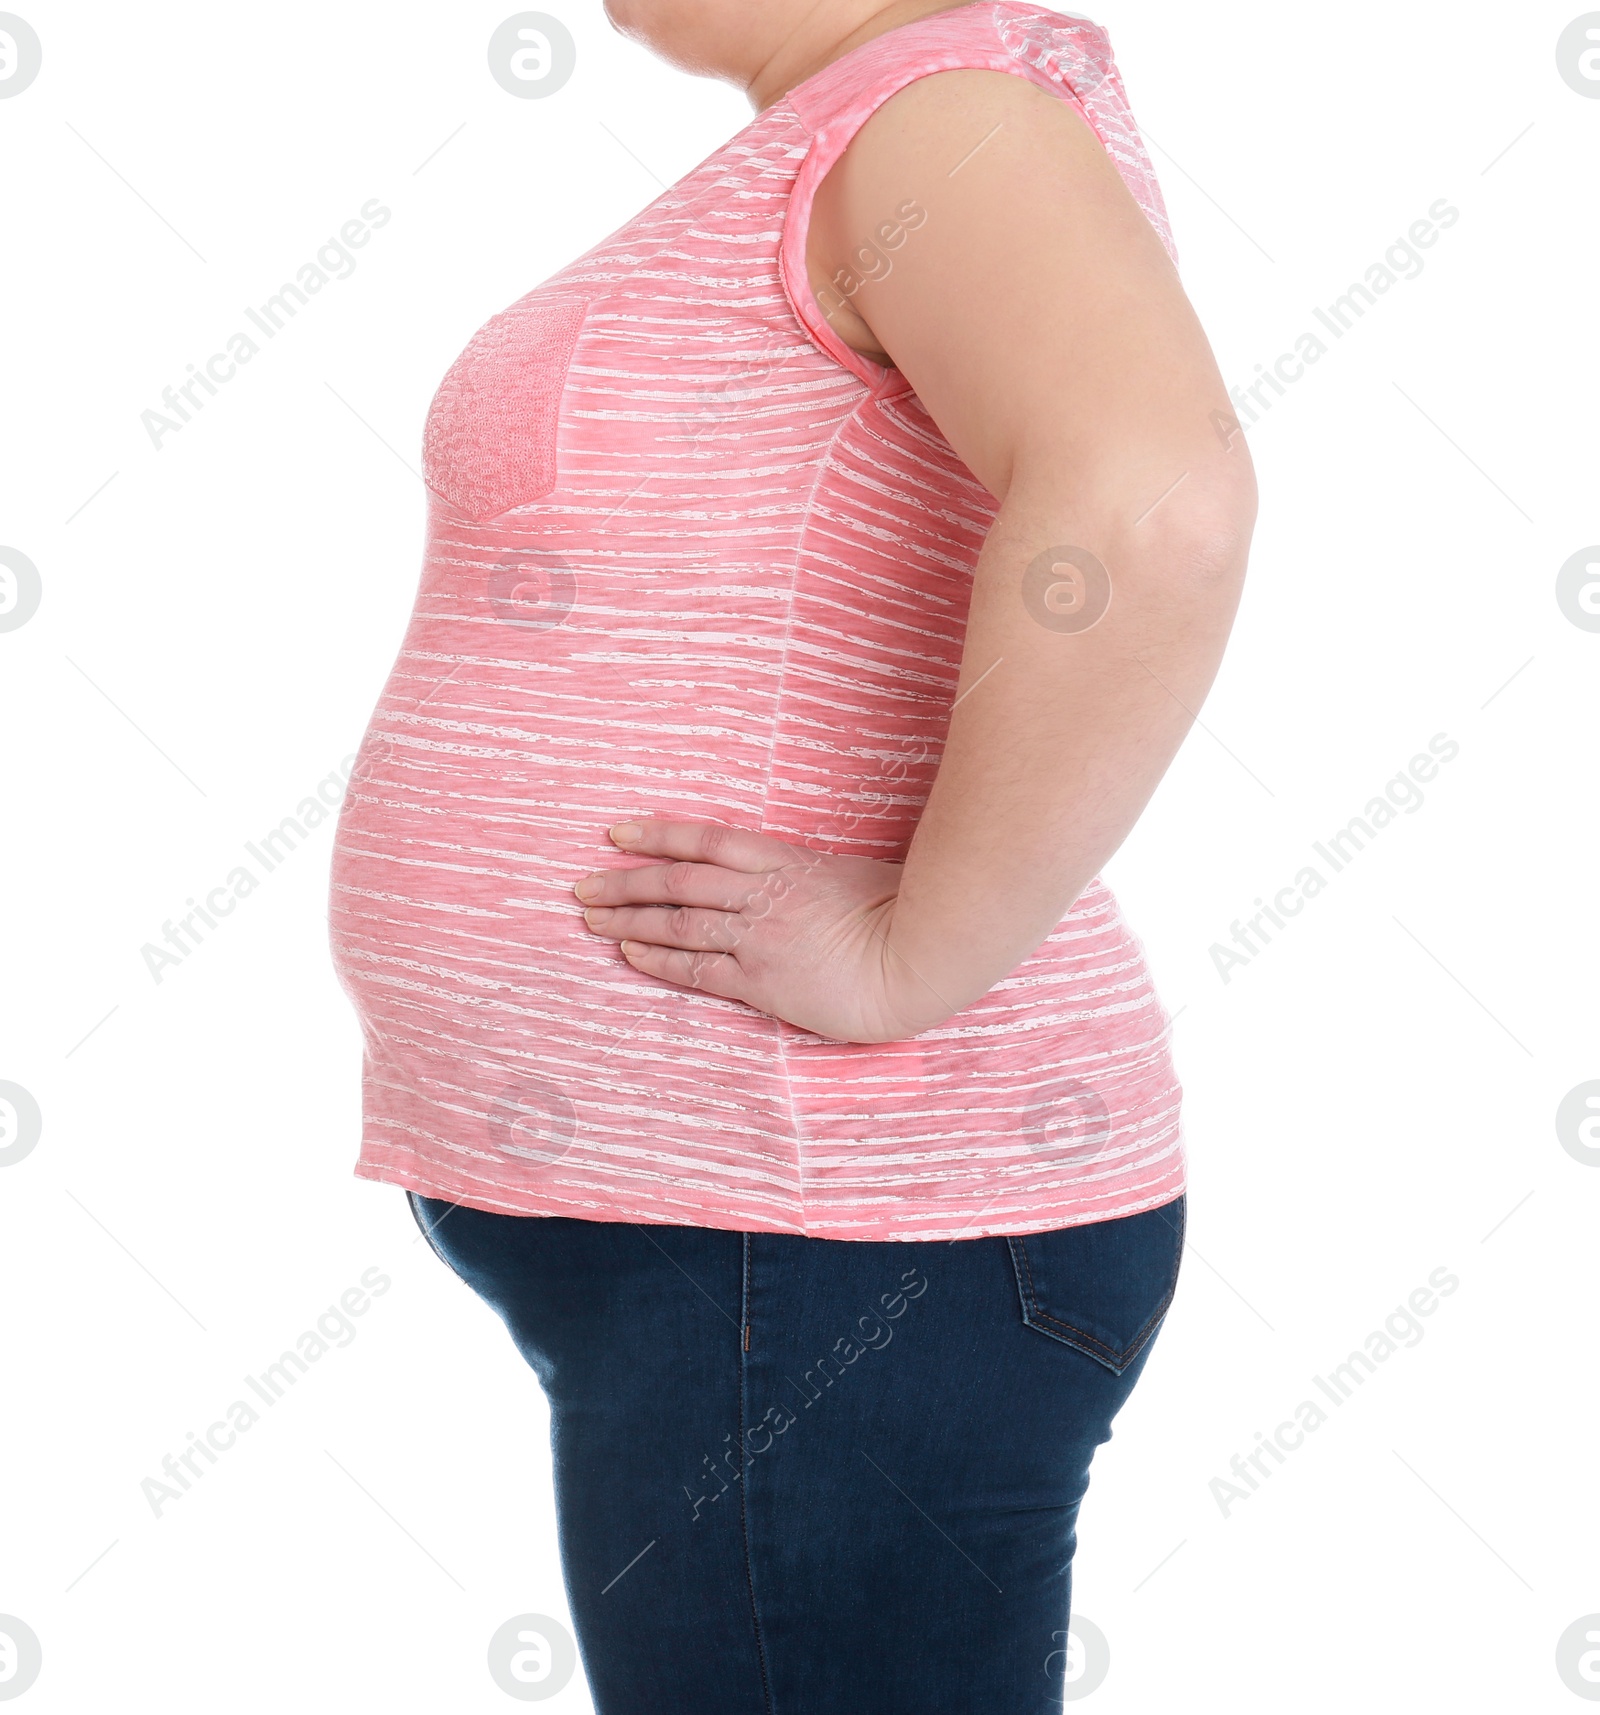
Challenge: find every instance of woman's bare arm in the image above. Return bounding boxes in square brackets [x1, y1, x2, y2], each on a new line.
[576, 68, 1257, 1041]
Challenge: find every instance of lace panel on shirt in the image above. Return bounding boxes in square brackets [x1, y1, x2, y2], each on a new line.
[422, 294, 588, 522]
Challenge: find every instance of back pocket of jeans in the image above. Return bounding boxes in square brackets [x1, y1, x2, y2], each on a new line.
[422, 293, 588, 523]
[1007, 1195, 1185, 1374]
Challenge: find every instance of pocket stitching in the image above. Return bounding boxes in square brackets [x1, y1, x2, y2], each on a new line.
[1008, 1197, 1185, 1373]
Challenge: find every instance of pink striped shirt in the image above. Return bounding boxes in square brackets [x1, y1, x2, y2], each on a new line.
[329, 1, 1186, 1240]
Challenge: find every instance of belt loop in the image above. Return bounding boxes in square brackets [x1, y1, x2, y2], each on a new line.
[741, 1232, 752, 1352]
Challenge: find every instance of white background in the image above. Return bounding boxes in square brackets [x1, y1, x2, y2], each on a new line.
[1, 0, 1596, 1708]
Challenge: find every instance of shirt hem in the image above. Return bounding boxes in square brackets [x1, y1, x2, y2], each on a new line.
[356, 1154, 1186, 1243]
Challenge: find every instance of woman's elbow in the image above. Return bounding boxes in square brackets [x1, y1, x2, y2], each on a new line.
[1130, 458, 1257, 596]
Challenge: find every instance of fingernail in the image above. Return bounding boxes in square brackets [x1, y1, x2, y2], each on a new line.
[621, 940, 647, 956]
[574, 876, 602, 900]
[609, 822, 642, 844]
[584, 907, 613, 926]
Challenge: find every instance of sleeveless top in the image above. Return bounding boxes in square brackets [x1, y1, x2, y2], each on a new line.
[328, 1, 1186, 1241]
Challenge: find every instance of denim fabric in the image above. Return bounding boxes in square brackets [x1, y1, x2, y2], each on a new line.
[408, 1191, 1185, 1714]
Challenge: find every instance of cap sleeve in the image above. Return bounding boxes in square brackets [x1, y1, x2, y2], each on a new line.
[777, 2, 1144, 388]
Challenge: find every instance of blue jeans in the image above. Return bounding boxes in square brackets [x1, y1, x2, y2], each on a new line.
[408, 1191, 1185, 1714]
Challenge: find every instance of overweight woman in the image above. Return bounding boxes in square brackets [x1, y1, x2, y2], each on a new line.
[329, 0, 1256, 1707]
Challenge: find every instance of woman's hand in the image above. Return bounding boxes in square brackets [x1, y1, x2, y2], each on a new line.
[573, 820, 952, 1044]
[577, 75, 1256, 1049]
